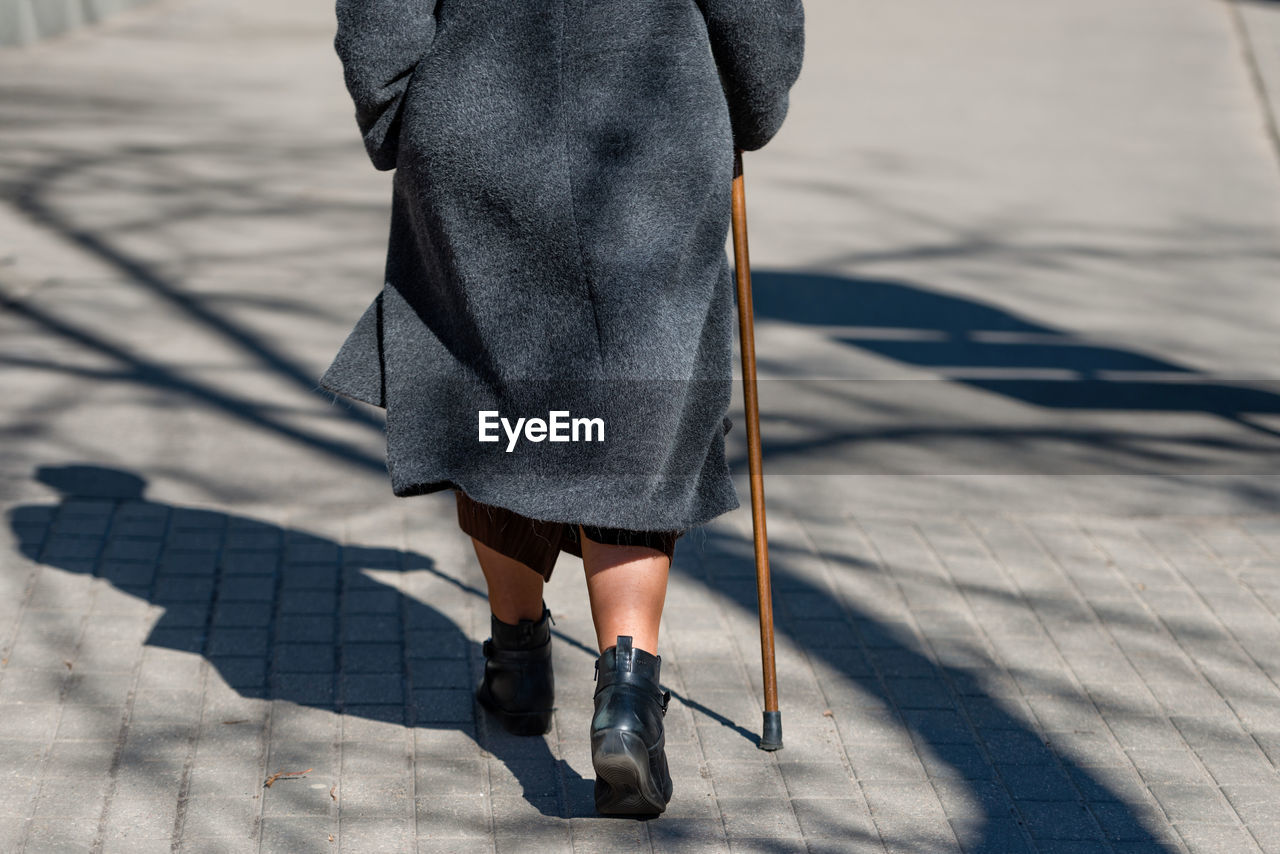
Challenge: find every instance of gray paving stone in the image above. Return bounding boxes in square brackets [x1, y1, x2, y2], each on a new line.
[0, 667, 68, 703]
[414, 794, 490, 838]
[1172, 717, 1249, 752]
[1221, 784, 1280, 828]
[790, 796, 876, 839]
[1175, 822, 1264, 854]
[4, 1, 1280, 852]
[1250, 824, 1280, 854]
[727, 839, 810, 854]
[1148, 784, 1238, 825]
[261, 778, 334, 817]
[44, 737, 116, 777]
[695, 721, 778, 762]
[193, 727, 264, 765]
[486, 758, 560, 802]
[0, 777, 39, 817]
[717, 796, 804, 839]
[979, 729, 1055, 767]
[863, 782, 950, 826]
[1014, 800, 1104, 842]
[998, 764, 1080, 802]
[873, 814, 962, 854]
[335, 774, 411, 818]
[645, 817, 730, 848]
[339, 815, 414, 853]
[919, 744, 997, 783]
[567, 817, 648, 852]
[418, 840, 497, 854]
[847, 741, 929, 783]
[1108, 716, 1189, 753]
[178, 795, 262, 838]
[487, 791, 567, 831]
[776, 761, 858, 799]
[101, 795, 180, 838]
[415, 757, 487, 798]
[707, 759, 788, 799]
[259, 816, 338, 853]
[1129, 749, 1213, 786]
[25, 818, 101, 850]
[0, 704, 63, 742]
[805, 839, 886, 854]
[1196, 747, 1279, 787]
[952, 816, 1036, 854]
[1088, 798, 1168, 844]
[266, 703, 340, 743]
[100, 838, 176, 854]
[113, 763, 187, 802]
[959, 696, 1034, 731]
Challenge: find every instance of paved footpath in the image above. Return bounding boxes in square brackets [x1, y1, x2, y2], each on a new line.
[2, 0, 1280, 852]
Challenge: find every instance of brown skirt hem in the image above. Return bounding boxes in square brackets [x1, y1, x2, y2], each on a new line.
[454, 489, 681, 582]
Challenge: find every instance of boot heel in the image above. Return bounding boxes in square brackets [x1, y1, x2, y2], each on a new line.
[591, 728, 667, 815]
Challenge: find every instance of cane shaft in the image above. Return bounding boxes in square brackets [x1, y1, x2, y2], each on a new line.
[731, 148, 781, 738]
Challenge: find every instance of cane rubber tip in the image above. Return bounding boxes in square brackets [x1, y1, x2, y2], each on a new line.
[758, 710, 783, 751]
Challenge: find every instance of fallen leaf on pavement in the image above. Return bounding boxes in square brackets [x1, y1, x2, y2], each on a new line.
[264, 768, 313, 788]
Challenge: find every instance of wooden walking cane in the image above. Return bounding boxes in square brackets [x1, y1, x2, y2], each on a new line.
[731, 147, 782, 751]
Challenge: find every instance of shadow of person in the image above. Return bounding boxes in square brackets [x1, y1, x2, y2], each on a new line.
[8, 464, 589, 818]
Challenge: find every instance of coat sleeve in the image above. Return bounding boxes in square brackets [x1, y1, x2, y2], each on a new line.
[695, 0, 805, 152]
[334, 0, 438, 171]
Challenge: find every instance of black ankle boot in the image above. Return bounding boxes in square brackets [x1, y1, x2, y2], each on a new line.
[475, 604, 554, 736]
[591, 635, 673, 815]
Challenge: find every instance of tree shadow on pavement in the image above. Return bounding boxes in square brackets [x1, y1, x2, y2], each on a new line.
[738, 270, 1280, 477]
[6, 464, 590, 821]
[682, 523, 1179, 854]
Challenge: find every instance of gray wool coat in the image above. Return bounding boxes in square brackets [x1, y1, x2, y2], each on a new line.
[321, 0, 805, 532]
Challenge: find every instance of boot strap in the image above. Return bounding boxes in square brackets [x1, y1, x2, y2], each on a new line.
[592, 665, 668, 711]
[482, 637, 548, 665]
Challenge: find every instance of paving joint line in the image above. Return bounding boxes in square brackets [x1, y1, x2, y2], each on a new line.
[791, 511, 892, 854]
[987, 515, 1173, 852]
[845, 515, 977, 853]
[23, 502, 109, 853]
[1126, 521, 1280, 849]
[1061, 518, 1252, 851]
[922, 515, 1103, 854]
[1225, 0, 1280, 177]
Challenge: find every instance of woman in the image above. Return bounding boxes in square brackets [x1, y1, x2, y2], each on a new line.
[323, 0, 804, 816]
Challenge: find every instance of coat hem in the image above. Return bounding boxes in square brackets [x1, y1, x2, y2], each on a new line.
[316, 376, 385, 411]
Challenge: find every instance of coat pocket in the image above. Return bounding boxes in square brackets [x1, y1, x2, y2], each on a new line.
[335, 0, 440, 171]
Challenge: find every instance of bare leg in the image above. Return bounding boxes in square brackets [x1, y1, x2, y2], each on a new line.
[579, 527, 670, 655]
[471, 537, 545, 624]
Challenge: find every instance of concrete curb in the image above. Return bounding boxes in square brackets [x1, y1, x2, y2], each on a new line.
[0, 0, 157, 47]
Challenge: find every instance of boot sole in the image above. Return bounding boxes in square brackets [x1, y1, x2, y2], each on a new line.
[591, 728, 669, 816]
[476, 688, 553, 736]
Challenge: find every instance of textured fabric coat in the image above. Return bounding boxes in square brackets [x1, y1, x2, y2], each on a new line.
[321, 0, 805, 531]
